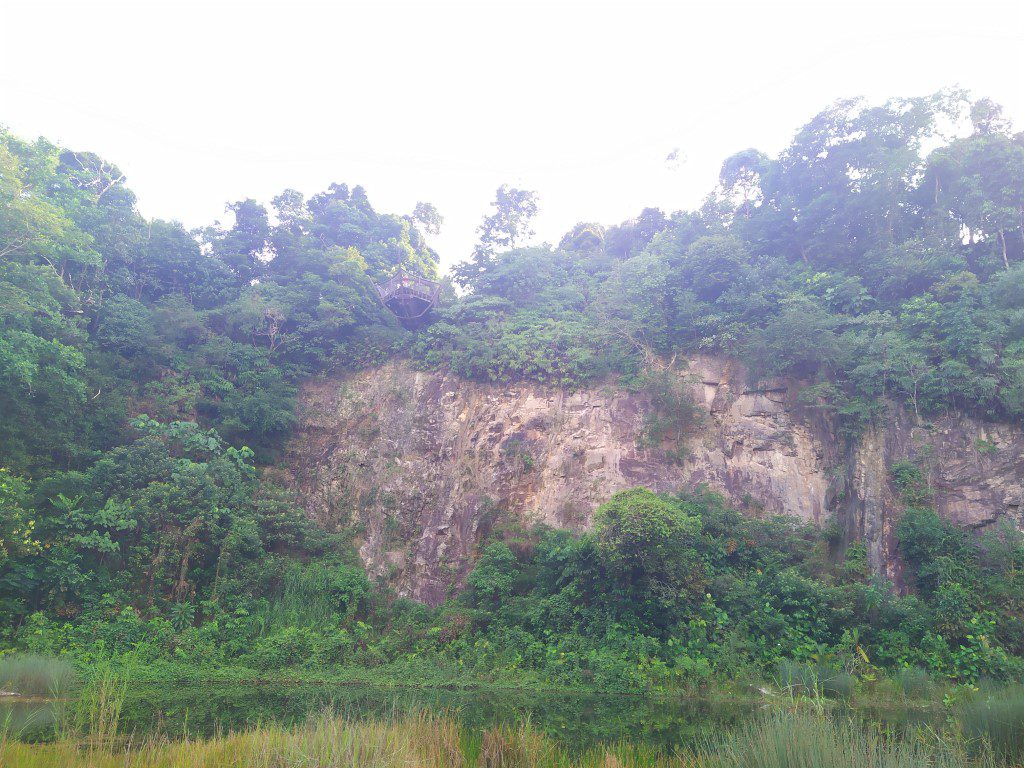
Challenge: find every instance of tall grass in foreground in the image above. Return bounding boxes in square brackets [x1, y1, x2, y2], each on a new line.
[959, 685, 1024, 764]
[695, 712, 990, 768]
[58, 659, 129, 747]
[0, 655, 76, 697]
[0, 710, 1006, 768]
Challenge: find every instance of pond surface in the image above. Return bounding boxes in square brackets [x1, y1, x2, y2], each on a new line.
[2, 683, 941, 754]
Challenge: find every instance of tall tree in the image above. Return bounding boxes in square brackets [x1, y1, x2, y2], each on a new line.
[412, 201, 443, 236]
[454, 185, 538, 288]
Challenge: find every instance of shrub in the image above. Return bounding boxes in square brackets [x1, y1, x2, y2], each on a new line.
[467, 543, 518, 610]
[264, 561, 371, 629]
[594, 488, 703, 626]
[890, 461, 931, 505]
[244, 627, 317, 671]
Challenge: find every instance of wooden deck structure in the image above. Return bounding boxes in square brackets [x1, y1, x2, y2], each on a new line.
[374, 268, 441, 329]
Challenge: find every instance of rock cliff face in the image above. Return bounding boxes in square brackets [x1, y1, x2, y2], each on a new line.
[841, 411, 1024, 583]
[283, 359, 1024, 604]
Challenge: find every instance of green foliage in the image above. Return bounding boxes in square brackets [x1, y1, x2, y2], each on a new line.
[896, 506, 974, 599]
[0, 469, 37, 569]
[466, 543, 518, 609]
[976, 438, 999, 455]
[453, 185, 539, 288]
[5, 484, 1023, 693]
[0, 129, 436, 470]
[594, 488, 703, 628]
[631, 369, 701, 460]
[891, 461, 932, 505]
[894, 666, 934, 699]
[263, 561, 371, 630]
[2, 96, 1024, 698]
[0, 125, 441, 662]
[416, 91, 1024, 437]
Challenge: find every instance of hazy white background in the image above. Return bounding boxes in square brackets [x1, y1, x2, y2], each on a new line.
[2, 0, 1022, 272]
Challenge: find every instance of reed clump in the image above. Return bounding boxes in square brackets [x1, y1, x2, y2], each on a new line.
[958, 685, 1024, 765]
[893, 666, 934, 700]
[690, 712, 991, 768]
[0, 654, 77, 697]
[774, 659, 854, 700]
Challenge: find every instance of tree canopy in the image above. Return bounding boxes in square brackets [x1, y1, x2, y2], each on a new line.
[1, 91, 1023, 691]
[418, 91, 1024, 434]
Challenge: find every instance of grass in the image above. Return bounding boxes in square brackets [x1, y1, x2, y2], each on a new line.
[0, 708, 1006, 768]
[0, 655, 77, 697]
[958, 685, 1024, 764]
[894, 666, 934, 700]
[774, 659, 854, 700]
[43, 653, 966, 711]
[58, 659, 129, 745]
[698, 712, 990, 768]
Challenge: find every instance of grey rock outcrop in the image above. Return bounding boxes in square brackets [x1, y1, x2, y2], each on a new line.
[283, 359, 1023, 604]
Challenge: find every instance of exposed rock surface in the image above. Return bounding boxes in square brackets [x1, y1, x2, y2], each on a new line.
[283, 359, 1024, 604]
[841, 410, 1024, 582]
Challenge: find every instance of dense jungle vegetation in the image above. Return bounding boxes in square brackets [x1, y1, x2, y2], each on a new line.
[1, 90, 1023, 692]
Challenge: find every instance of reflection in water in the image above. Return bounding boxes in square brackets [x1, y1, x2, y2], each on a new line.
[0, 698, 57, 741]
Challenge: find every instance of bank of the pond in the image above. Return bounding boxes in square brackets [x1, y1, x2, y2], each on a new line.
[47, 658, 969, 739]
[4, 677, 996, 755]
[0, 710, 1009, 768]
[4, 678, 759, 752]
[7, 654, 1020, 759]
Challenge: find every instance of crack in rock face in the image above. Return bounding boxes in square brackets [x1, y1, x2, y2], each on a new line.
[282, 359, 1024, 605]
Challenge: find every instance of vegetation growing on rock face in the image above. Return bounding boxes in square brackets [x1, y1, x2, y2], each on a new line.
[0, 90, 1023, 693]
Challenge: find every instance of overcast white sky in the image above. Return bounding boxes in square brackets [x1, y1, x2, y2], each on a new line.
[3, 0, 1022, 273]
